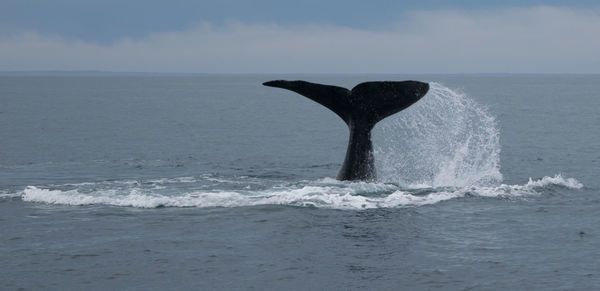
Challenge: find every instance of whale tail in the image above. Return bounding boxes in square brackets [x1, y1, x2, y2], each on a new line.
[263, 80, 429, 181]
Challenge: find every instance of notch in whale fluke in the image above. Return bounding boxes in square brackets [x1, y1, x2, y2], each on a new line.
[263, 79, 429, 181]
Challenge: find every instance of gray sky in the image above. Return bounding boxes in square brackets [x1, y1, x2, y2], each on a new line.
[1, 1, 599, 73]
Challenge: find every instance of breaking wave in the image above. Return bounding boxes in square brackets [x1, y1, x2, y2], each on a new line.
[16, 174, 582, 210]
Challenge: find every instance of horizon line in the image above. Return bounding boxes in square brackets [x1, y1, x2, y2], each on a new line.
[2, 70, 600, 76]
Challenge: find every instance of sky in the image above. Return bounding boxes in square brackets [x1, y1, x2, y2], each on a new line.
[1, 0, 599, 73]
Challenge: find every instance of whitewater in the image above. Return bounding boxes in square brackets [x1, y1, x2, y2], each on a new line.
[19, 174, 582, 209]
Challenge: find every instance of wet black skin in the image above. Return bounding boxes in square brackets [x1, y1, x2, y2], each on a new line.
[263, 80, 429, 181]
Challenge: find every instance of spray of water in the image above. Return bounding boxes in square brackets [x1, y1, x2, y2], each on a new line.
[373, 82, 502, 187]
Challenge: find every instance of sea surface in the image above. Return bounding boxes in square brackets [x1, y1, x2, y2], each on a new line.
[1, 74, 599, 290]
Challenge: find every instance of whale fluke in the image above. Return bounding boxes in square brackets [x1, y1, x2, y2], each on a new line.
[263, 80, 429, 181]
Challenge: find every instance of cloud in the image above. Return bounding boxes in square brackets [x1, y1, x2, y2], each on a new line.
[1, 6, 599, 73]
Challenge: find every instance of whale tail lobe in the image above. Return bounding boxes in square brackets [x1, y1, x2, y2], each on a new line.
[263, 80, 429, 181]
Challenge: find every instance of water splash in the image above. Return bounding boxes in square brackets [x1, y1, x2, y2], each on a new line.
[373, 82, 502, 187]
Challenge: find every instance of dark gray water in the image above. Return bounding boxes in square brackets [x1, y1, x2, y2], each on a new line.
[1, 75, 599, 290]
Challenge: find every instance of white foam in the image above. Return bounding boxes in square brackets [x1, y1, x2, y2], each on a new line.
[468, 174, 583, 198]
[524, 174, 583, 189]
[0, 190, 21, 199]
[19, 174, 583, 210]
[146, 176, 199, 184]
[384, 190, 465, 207]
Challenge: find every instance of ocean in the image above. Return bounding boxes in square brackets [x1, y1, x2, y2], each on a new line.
[1, 74, 598, 290]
